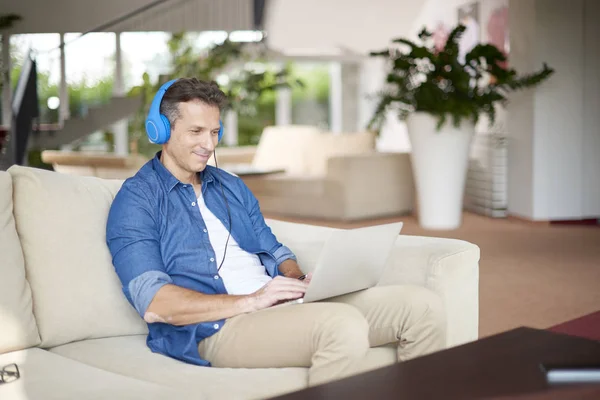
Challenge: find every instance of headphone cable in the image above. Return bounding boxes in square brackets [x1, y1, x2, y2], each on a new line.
[213, 149, 232, 273]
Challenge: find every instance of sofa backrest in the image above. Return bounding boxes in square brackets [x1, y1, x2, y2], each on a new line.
[251, 125, 322, 175]
[252, 126, 376, 177]
[8, 166, 148, 349]
[304, 131, 376, 176]
[0, 171, 41, 354]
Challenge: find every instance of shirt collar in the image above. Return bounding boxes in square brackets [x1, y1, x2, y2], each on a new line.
[151, 151, 214, 192]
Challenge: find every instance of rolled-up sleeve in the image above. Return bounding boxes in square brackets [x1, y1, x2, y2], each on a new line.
[106, 182, 172, 317]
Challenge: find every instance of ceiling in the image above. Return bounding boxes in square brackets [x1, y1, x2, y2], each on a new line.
[0, 0, 256, 34]
[1, 0, 429, 59]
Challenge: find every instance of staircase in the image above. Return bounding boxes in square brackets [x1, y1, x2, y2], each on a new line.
[29, 94, 142, 149]
[0, 48, 143, 170]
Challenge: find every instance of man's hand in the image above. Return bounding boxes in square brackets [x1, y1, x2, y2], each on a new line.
[247, 276, 309, 311]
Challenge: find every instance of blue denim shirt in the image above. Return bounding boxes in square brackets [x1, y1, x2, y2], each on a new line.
[106, 152, 296, 366]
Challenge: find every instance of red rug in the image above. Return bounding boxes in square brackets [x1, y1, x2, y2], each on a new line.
[549, 310, 600, 341]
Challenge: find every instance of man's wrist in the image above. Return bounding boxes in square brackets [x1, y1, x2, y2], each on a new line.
[278, 259, 304, 279]
[239, 294, 258, 314]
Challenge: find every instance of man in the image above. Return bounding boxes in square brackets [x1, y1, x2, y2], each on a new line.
[106, 78, 446, 386]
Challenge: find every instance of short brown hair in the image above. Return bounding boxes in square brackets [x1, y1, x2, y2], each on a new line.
[160, 78, 228, 127]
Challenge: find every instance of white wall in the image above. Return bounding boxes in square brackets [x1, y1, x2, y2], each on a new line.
[533, 0, 585, 220]
[508, 0, 600, 220]
[506, 0, 536, 219]
[266, 0, 425, 55]
[582, 0, 600, 217]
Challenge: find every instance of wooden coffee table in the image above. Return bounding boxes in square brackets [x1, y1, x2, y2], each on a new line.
[270, 327, 600, 399]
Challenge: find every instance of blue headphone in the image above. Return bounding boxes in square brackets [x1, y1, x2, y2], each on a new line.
[145, 79, 224, 144]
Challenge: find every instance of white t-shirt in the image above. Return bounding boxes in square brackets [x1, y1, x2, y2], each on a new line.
[197, 192, 272, 295]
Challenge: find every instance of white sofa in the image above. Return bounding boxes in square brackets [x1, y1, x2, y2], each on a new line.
[213, 126, 415, 221]
[0, 165, 480, 400]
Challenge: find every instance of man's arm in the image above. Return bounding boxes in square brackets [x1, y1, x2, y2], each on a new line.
[107, 183, 307, 326]
[145, 276, 308, 326]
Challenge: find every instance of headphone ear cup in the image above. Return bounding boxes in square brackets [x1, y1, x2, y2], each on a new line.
[146, 79, 177, 144]
[158, 114, 171, 144]
[145, 118, 161, 144]
[218, 120, 224, 143]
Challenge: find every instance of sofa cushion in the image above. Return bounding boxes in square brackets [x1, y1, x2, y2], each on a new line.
[251, 125, 321, 175]
[0, 171, 41, 354]
[50, 335, 307, 400]
[8, 166, 148, 348]
[305, 131, 376, 177]
[0, 348, 192, 400]
[49, 337, 397, 400]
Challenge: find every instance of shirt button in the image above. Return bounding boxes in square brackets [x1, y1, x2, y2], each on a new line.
[191, 202, 196, 207]
[210, 257, 215, 262]
[203, 228, 208, 233]
[213, 324, 219, 329]
[214, 275, 219, 280]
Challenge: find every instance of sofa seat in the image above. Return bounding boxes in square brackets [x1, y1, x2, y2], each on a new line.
[49, 335, 397, 400]
[50, 335, 303, 400]
[0, 348, 189, 400]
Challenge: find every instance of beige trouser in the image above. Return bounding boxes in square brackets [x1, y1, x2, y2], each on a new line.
[198, 285, 446, 386]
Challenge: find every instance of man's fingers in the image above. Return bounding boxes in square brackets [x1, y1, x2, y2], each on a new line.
[304, 272, 313, 284]
[269, 281, 308, 293]
[272, 276, 309, 288]
[272, 291, 304, 301]
[273, 276, 307, 284]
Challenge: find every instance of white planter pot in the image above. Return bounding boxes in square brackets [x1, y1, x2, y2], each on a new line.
[407, 112, 475, 230]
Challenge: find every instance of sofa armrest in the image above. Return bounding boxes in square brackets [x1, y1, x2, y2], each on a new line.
[326, 152, 415, 219]
[378, 235, 480, 348]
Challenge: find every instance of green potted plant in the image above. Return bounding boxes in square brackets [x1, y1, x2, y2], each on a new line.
[369, 24, 554, 229]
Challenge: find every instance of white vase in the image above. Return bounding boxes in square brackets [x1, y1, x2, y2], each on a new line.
[407, 112, 475, 230]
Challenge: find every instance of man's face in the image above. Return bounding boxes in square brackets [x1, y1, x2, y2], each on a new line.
[164, 100, 221, 174]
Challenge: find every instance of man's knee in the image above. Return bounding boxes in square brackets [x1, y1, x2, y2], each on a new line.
[313, 303, 370, 352]
[378, 285, 445, 327]
[410, 286, 446, 332]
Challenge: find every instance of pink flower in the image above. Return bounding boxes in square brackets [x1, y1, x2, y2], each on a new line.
[487, 6, 509, 68]
[432, 22, 450, 54]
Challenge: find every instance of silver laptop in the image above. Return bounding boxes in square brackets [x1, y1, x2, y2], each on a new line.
[291, 222, 403, 304]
